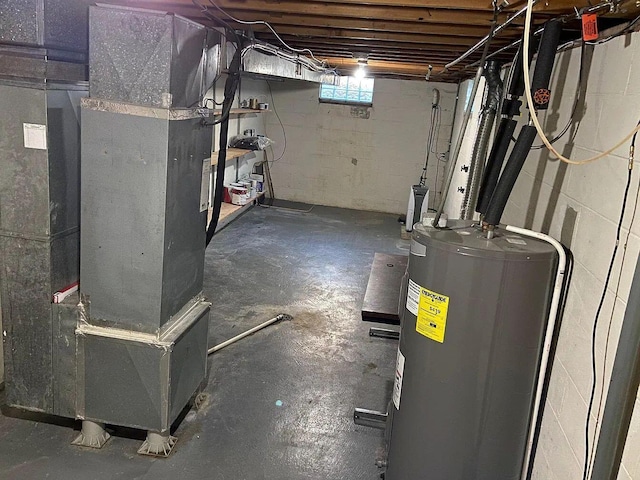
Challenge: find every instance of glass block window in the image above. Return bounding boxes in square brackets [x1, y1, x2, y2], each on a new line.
[319, 76, 374, 106]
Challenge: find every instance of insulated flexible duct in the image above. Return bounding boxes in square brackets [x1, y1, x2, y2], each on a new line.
[461, 60, 503, 219]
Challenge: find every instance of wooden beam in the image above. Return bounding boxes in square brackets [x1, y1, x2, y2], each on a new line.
[249, 24, 515, 46]
[127, 0, 513, 25]
[198, 10, 502, 37]
[324, 56, 448, 77]
[260, 0, 592, 12]
[258, 36, 474, 53]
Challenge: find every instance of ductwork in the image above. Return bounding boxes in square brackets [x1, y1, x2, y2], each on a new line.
[460, 60, 503, 219]
[241, 43, 338, 84]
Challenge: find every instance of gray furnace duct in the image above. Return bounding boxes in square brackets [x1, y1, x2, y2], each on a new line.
[1, 2, 221, 456]
[385, 220, 557, 479]
[75, 5, 219, 454]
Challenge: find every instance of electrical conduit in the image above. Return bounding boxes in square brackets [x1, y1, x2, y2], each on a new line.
[461, 60, 503, 219]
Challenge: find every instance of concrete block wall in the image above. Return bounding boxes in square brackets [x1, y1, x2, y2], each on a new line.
[264, 78, 457, 214]
[498, 32, 640, 479]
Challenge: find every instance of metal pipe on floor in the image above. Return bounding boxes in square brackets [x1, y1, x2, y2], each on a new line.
[207, 314, 289, 355]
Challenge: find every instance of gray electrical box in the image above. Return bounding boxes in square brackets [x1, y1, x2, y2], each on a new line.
[89, 4, 222, 108]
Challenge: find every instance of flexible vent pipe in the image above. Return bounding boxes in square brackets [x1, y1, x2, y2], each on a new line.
[461, 60, 503, 219]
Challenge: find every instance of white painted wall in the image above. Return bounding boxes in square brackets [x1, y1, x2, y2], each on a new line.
[264, 78, 457, 214]
[493, 33, 640, 479]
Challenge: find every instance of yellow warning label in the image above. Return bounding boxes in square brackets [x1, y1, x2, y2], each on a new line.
[416, 287, 449, 343]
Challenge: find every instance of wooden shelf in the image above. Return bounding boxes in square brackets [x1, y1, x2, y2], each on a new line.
[213, 108, 268, 116]
[211, 148, 253, 165]
[207, 192, 265, 231]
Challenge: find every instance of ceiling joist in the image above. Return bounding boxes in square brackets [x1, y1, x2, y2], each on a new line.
[113, 0, 638, 81]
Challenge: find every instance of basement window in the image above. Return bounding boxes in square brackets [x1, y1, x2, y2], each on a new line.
[319, 76, 374, 106]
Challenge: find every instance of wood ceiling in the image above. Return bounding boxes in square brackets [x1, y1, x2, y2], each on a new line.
[113, 0, 640, 82]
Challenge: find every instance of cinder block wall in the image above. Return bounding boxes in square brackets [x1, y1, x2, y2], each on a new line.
[265, 78, 457, 214]
[501, 33, 640, 479]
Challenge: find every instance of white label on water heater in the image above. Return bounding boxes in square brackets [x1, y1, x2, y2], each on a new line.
[506, 237, 527, 246]
[23, 123, 47, 150]
[406, 279, 421, 316]
[200, 158, 211, 212]
[393, 349, 405, 410]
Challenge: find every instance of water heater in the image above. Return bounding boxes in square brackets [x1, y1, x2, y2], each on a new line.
[385, 220, 557, 479]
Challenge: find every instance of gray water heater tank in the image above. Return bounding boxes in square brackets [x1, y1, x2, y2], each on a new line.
[385, 220, 557, 480]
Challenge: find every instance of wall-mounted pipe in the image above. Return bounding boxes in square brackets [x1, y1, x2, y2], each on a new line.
[476, 40, 529, 216]
[483, 19, 563, 228]
[460, 60, 503, 219]
[432, 13, 499, 227]
[483, 125, 538, 226]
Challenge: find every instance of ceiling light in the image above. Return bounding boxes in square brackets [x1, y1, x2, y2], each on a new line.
[354, 64, 367, 80]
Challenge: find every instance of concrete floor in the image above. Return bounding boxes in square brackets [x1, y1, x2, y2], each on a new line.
[0, 204, 407, 479]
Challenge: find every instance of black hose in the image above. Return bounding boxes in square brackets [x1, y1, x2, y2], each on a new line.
[476, 40, 530, 217]
[476, 118, 517, 215]
[205, 45, 241, 247]
[483, 125, 538, 226]
[531, 19, 563, 110]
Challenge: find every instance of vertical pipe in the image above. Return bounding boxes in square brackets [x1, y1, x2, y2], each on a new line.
[461, 61, 503, 219]
[590, 254, 640, 480]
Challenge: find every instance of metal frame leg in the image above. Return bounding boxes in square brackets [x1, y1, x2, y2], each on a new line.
[369, 327, 400, 340]
[354, 408, 388, 429]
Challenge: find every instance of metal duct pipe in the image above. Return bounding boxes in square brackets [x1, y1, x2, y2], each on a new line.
[460, 60, 503, 219]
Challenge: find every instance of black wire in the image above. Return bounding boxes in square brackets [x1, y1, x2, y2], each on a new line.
[582, 120, 640, 480]
[420, 106, 440, 185]
[266, 81, 287, 164]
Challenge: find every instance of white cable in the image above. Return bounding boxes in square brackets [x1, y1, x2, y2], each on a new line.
[522, 0, 640, 165]
[505, 226, 566, 480]
[208, 1, 326, 66]
[207, 314, 285, 355]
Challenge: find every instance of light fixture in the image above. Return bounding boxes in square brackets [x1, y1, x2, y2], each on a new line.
[354, 57, 368, 79]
